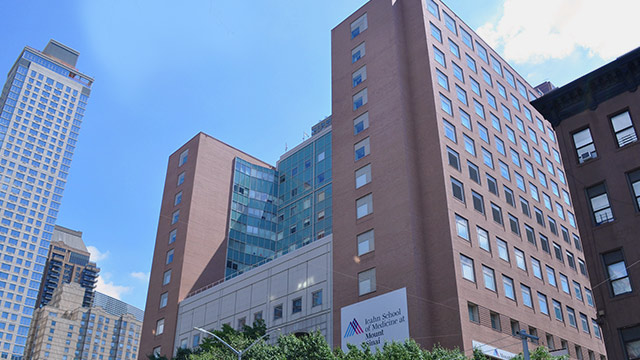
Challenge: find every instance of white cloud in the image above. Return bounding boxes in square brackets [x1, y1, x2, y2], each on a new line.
[87, 245, 109, 263]
[95, 275, 132, 300]
[130, 271, 150, 282]
[477, 0, 640, 64]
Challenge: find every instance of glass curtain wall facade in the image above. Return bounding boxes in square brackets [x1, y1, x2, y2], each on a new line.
[0, 41, 92, 359]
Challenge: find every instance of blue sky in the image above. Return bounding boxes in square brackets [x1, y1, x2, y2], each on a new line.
[0, 0, 637, 310]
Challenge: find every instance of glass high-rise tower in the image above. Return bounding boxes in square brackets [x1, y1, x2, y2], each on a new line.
[0, 40, 92, 359]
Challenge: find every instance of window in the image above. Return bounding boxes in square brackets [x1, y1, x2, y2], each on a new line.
[560, 274, 570, 294]
[449, 39, 460, 58]
[356, 193, 373, 219]
[567, 251, 576, 269]
[486, 174, 498, 195]
[436, 69, 449, 90]
[478, 122, 489, 142]
[546, 266, 557, 287]
[510, 320, 520, 336]
[451, 178, 465, 202]
[468, 303, 479, 322]
[482, 68, 492, 86]
[474, 99, 484, 119]
[510, 148, 520, 168]
[491, 203, 503, 225]
[355, 164, 371, 189]
[491, 113, 501, 131]
[352, 42, 365, 63]
[358, 268, 376, 295]
[472, 191, 484, 214]
[611, 111, 637, 147]
[179, 150, 188, 166]
[354, 137, 370, 161]
[174, 191, 182, 206]
[312, 289, 323, 307]
[357, 229, 374, 256]
[537, 293, 549, 315]
[155, 319, 164, 335]
[629, 169, 640, 210]
[531, 257, 542, 279]
[621, 326, 640, 359]
[166, 249, 174, 265]
[169, 229, 177, 245]
[455, 214, 469, 240]
[490, 55, 502, 75]
[159, 293, 168, 308]
[447, 147, 460, 170]
[352, 65, 367, 87]
[573, 281, 583, 301]
[353, 112, 369, 135]
[171, 210, 179, 225]
[238, 317, 247, 329]
[463, 135, 475, 156]
[573, 128, 597, 163]
[453, 62, 464, 82]
[587, 183, 614, 225]
[163, 270, 171, 285]
[177, 172, 185, 186]
[460, 108, 472, 129]
[273, 304, 283, 320]
[430, 22, 442, 42]
[292, 297, 302, 314]
[503, 276, 515, 300]
[520, 198, 531, 217]
[497, 238, 509, 262]
[350, 13, 368, 38]
[521, 284, 533, 307]
[603, 250, 632, 296]
[468, 161, 480, 183]
[552, 300, 563, 322]
[443, 119, 456, 142]
[254, 311, 263, 321]
[470, 77, 481, 96]
[539, 233, 550, 253]
[427, 0, 440, 18]
[579, 259, 587, 276]
[553, 242, 563, 262]
[455, 85, 467, 105]
[482, 266, 496, 291]
[513, 248, 526, 270]
[477, 227, 490, 252]
[460, 254, 475, 282]
[433, 46, 446, 67]
[353, 88, 368, 110]
[504, 187, 515, 207]
[566, 306, 577, 327]
[490, 312, 501, 331]
[153, 347, 162, 356]
[585, 288, 594, 307]
[494, 136, 506, 155]
[481, 148, 493, 169]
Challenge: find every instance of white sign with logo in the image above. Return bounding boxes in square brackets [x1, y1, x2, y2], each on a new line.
[340, 287, 410, 352]
[472, 340, 517, 359]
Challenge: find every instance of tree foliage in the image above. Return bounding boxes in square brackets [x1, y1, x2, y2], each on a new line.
[147, 320, 566, 360]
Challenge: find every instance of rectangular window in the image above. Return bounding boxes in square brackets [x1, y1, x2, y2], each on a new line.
[455, 85, 467, 105]
[177, 172, 185, 186]
[354, 137, 370, 161]
[159, 292, 168, 308]
[356, 193, 373, 219]
[179, 149, 188, 166]
[171, 210, 180, 225]
[353, 88, 368, 111]
[467, 54, 477, 73]
[567, 251, 576, 269]
[490, 312, 501, 331]
[567, 306, 577, 328]
[470, 77, 481, 96]
[351, 13, 368, 38]
[537, 293, 549, 315]
[430, 22, 442, 42]
[573, 281, 583, 301]
[468, 302, 479, 322]
[169, 229, 177, 245]
[447, 147, 460, 170]
[455, 214, 469, 240]
[482, 265, 496, 291]
[166, 249, 174, 265]
[460, 108, 472, 129]
[352, 65, 367, 87]
[520, 197, 531, 218]
[273, 304, 283, 320]
[464, 134, 475, 156]
[579, 259, 587, 275]
[174, 191, 182, 206]
[546, 266, 557, 287]
[510, 320, 520, 336]
[441, 93, 453, 115]
[585, 288, 594, 307]
[449, 39, 460, 58]
[312, 289, 323, 307]
[477, 226, 490, 252]
[592, 319, 601, 339]
[292, 297, 302, 314]
[453, 62, 464, 82]
[531, 257, 542, 279]
[472, 191, 484, 214]
[460, 254, 475, 282]
[553, 300, 563, 322]
[503, 276, 515, 300]
[474, 99, 485, 119]
[515, 248, 526, 270]
[433, 46, 446, 67]
[451, 178, 465, 203]
[629, 169, 640, 210]
[519, 285, 532, 308]
[587, 183, 614, 225]
[163, 269, 171, 285]
[481, 148, 493, 169]
[468, 161, 480, 184]
[436, 69, 449, 90]
[355, 164, 371, 189]
[499, 161, 510, 180]
[622, 326, 640, 359]
[353, 112, 369, 135]
[443, 11, 457, 34]
[156, 319, 165, 335]
[573, 128, 597, 163]
[553, 242, 563, 262]
[495, 136, 505, 155]
[482, 68, 492, 86]
[509, 214, 520, 235]
[490, 55, 502, 75]
[560, 274, 570, 294]
[491, 203, 503, 225]
[352, 42, 366, 63]
[603, 250, 632, 296]
[358, 268, 376, 295]
[540, 233, 549, 253]
[486, 174, 498, 195]
[357, 229, 374, 255]
[497, 238, 509, 262]
[611, 111, 637, 147]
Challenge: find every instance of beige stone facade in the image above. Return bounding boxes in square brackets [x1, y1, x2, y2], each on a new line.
[26, 283, 142, 360]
